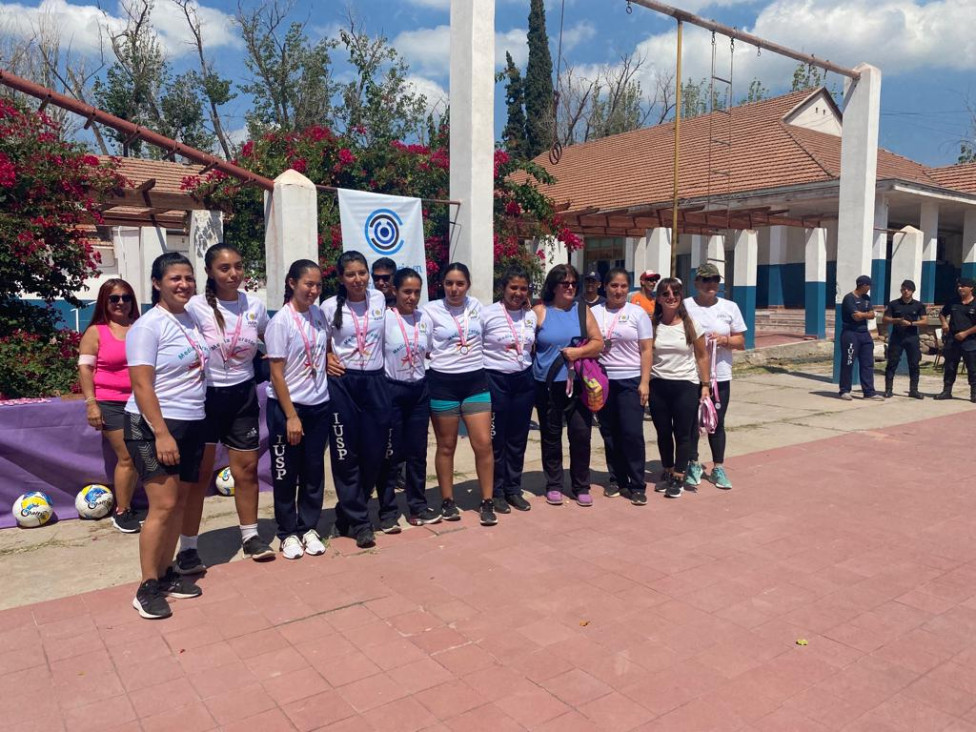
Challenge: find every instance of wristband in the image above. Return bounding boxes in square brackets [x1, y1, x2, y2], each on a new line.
[85, 397, 97, 404]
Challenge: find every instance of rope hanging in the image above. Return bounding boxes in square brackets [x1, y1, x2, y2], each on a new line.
[549, 0, 567, 165]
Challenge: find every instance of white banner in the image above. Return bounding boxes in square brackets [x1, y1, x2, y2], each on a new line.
[337, 189, 428, 303]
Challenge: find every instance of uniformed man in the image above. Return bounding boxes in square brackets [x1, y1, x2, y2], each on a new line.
[935, 277, 976, 403]
[882, 279, 926, 399]
[839, 275, 883, 401]
[583, 271, 605, 307]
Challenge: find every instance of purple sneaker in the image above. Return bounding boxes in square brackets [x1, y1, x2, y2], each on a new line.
[546, 490, 564, 505]
[575, 492, 593, 507]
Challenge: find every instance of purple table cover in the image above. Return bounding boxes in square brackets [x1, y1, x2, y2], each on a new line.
[0, 394, 273, 529]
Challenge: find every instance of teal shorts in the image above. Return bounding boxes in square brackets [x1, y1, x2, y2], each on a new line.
[429, 369, 492, 417]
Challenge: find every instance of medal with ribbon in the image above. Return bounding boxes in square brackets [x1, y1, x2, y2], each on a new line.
[159, 307, 207, 379]
[393, 308, 419, 370]
[450, 300, 471, 355]
[503, 307, 527, 360]
[288, 303, 320, 379]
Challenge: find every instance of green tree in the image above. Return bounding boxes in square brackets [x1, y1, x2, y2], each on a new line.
[680, 77, 709, 119]
[741, 78, 768, 104]
[791, 62, 824, 92]
[524, 0, 554, 158]
[500, 51, 527, 158]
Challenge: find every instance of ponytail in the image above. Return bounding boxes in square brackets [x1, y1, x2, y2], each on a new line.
[332, 250, 369, 330]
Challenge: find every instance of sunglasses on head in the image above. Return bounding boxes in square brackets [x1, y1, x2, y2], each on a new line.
[108, 294, 133, 304]
[372, 274, 392, 282]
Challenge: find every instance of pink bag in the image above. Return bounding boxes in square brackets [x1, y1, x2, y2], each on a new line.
[571, 356, 609, 413]
[698, 336, 721, 435]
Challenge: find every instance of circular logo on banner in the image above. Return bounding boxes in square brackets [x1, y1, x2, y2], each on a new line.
[364, 208, 405, 255]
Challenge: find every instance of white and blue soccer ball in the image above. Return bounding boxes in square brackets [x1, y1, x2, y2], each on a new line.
[215, 467, 235, 496]
[75, 484, 114, 520]
[12, 491, 55, 528]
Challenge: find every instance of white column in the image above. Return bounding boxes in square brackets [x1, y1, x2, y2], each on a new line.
[963, 208, 976, 281]
[113, 227, 145, 306]
[919, 200, 939, 303]
[805, 227, 828, 338]
[264, 170, 318, 309]
[450, 0, 495, 305]
[732, 230, 757, 349]
[188, 210, 224, 284]
[624, 237, 636, 275]
[644, 228, 671, 279]
[872, 195, 889, 298]
[889, 226, 923, 302]
[139, 226, 167, 303]
[706, 234, 726, 279]
[536, 236, 568, 276]
[689, 234, 705, 279]
[767, 225, 788, 307]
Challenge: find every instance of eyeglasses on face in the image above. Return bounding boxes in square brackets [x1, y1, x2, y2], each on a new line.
[372, 274, 392, 282]
[557, 280, 577, 289]
[108, 295, 133, 304]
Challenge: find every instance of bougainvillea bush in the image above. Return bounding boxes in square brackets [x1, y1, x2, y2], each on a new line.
[187, 120, 580, 298]
[0, 96, 125, 397]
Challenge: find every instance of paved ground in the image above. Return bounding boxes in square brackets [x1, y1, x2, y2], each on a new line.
[2, 364, 975, 731]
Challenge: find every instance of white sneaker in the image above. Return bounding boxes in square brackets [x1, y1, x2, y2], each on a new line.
[302, 530, 326, 556]
[281, 535, 304, 560]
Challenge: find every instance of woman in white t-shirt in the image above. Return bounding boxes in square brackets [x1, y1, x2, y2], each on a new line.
[593, 268, 653, 506]
[126, 252, 210, 620]
[648, 278, 709, 500]
[323, 250, 390, 549]
[683, 264, 747, 490]
[426, 263, 496, 527]
[265, 260, 331, 561]
[178, 243, 273, 575]
[375, 268, 439, 527]
[482, 267, 537, 514]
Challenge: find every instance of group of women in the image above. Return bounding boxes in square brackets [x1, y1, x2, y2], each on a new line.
[79, 246, 744, 620]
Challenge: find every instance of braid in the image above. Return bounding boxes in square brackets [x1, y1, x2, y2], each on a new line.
[206, 277, 225, 331]
[283, 282, 293, 306]
[333, 285, 347, 330]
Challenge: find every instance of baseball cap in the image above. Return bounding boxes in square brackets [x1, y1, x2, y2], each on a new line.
[856, 275, 872, 287]
[696, 263, 721, 280]
[900, 279, 916, 291]
[959, 277, 976, 289]
[584, 270, 600, 281]
[640, 270, 660, 282]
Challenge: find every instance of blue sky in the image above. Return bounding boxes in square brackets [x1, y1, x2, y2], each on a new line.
[1, 0, 973, 167]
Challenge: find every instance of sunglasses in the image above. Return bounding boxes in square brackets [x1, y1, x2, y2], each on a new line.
[699, 276, 721, 284]
[558, 280, 578, 288]
[658, 291, 680, 301]
[372, 274, 392, 282]
[108, 294, 133, 304]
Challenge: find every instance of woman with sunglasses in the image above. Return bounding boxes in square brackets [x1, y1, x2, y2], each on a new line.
[648, 278, 709, 499]
[683, 264, 746, 491]
[427, 263, 497, 526]
[532, 264, 604, 507]
[179, 243, 274, 574]
[126, 253, 209, 619]
[593, 268, 653, 505]
[78, 279, 141, 533]
[482, 266, 537, 514]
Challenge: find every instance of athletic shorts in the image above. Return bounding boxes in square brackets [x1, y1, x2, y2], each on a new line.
[124, 412, 206, 483]
[97, 400, 127, 432]
[203, 381, 260, 451]
[428, 369, 491, 417]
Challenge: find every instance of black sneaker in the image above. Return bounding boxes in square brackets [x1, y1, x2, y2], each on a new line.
[934, 391, 953, 400]
[407, 507, 443, 526]
[505, 493, 531, 512]
[242, 536, 276, 561]
[112, 508, 141, 534]
[331, 517, 350, 538]
[655, 471, 671, 493]
[492, 497, 512, 514]
[132, 579, 171, 619]
[380, 516, 402, 534]
[603, 481, 620, 498]
[175, 549, 206, 575]
[160, 567, 202, 599]
[631, 490, 648, 506]
[355, 527, 376, 548]
[441, 498, 460, 522]
[665, 476, 683, 499]
[479, 499, 498, 526]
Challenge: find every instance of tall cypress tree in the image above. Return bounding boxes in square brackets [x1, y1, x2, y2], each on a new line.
[524, 0, 553, 159]
[501, 52, 527, 158]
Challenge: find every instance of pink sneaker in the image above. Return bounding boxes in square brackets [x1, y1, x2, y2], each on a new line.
[546, 490, 564, 505]
[575, 492, 593, 507]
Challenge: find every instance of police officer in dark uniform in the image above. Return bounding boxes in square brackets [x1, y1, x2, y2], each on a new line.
[882, 279, 926, 399]
[935, 277, 976, 403]
[839, 275, 883, 401]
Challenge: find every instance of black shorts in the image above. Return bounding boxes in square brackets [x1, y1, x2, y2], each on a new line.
[428, 369, 491, 417]
[97, 400, 127, 432]
[124, 413, 206, 483]
[203, 381, 260, 451]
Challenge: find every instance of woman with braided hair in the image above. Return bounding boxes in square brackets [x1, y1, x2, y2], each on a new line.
[181, 243, 273, 571]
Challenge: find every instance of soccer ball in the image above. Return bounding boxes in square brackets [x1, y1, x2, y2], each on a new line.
[215, 467, 235, 496]
[75, 484, 114, 520]
[12, 492, 54, 528]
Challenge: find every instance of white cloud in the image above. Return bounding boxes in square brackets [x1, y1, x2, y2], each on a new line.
[0, 0, 240, 59]
[393, 23, 536, 76]
[403, 0, 449, 9]
[405, 74, 448, 113]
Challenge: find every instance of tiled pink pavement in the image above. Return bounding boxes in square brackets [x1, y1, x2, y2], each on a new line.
[4, 411, 976, 731]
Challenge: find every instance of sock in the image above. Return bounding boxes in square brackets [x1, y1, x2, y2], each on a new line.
[240, 523, 259, 542]
[179, 534, 198, 552]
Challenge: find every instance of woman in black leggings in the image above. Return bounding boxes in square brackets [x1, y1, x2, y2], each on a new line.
[648, 278, 709, 499]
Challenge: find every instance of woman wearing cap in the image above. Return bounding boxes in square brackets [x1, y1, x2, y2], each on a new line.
[532, 264, 604, 507]
[882, 279, 926, 400]
[593, 268, 653, 505]
[649, 278, 708, 499]
[630, 270, 660, 318]
[683, 263, 746, 491]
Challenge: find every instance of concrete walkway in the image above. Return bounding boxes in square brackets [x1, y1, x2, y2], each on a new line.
[2, 367, 975, 731]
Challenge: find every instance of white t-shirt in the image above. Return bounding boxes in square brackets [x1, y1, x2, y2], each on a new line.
[592, 302, 654, 380]
[383, 308, 433, 383]
[427, 296, 485, 374]
[264, 304, 330, 406]
[187, 293, 268, 388]
[651, 317, 704, 382]
[482, 303, 537, 374]
[683, 297, 747, 382]
[322, 290, 387, 372]
[125, 306, 208, 421]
